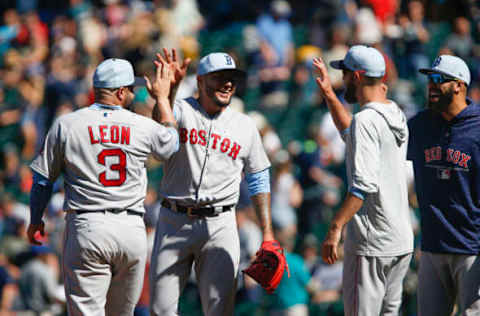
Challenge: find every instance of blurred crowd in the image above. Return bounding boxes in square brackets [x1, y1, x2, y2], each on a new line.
[0, 0, 479, 315]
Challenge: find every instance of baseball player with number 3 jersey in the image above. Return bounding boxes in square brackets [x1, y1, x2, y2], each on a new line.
[149, 50, 277, 316]
[28, 56, 179, 315]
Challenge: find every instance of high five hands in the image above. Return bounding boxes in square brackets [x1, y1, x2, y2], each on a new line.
[313, 57, 335, 98]
[159, 48, 191, 88]
[145, 53, 173, 100]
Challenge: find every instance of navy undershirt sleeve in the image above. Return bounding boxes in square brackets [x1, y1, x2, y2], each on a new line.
[30, 171, 53, 225]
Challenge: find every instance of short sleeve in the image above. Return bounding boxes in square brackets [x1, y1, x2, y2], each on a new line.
[30, 119, 64, 181]
[244, 125, 271, 174]
[149, 123, 179, 161]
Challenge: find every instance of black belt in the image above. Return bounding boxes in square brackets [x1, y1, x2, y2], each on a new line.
[161, 199, 234, 217]
[75, 209, 143, 218]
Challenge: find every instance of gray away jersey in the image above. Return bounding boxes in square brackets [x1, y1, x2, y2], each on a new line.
[30, 104, 178, 213]
[344, 101, 414, 257]
[159, 97, 271, 206]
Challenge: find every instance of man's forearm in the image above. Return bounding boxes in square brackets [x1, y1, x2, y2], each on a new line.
[250, 192, 274, 241]
[323, 89, 352, 132]
[169, 84, 179, 109]
[152, 97, 176, 127]
[329, 192, 364, 232]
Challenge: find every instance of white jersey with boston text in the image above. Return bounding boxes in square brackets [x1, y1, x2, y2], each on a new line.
[159, 97, 271, 206]
[30, 103, 178, 213]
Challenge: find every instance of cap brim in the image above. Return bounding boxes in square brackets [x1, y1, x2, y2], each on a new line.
[330, 60, 346, 70]
[133, 77, 147, 86]
[200, 68, 246, 79]
[419, 68, 437, 74]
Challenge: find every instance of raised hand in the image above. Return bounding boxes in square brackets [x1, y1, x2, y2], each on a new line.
[145, 54, 173, 101]
[161, 48, 191, 87]
[313, 57, 334, 97]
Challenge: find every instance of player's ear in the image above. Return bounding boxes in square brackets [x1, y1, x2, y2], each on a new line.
[454, 81, 464, 94]
[353, 71, 364, 83]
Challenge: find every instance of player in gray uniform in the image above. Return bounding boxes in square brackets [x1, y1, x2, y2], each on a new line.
[27, 56, 178, 315]
[149, 50, 276, 316]
[314, 46, 414, 316]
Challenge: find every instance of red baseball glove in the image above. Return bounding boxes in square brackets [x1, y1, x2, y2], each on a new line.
[242, 240, 289, 294]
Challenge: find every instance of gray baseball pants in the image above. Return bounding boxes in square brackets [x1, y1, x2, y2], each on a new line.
[149, 206, 240, 316]
[63, 211, 147, 316]
[342, 253, 412, 316]
[418, 251, 480, 316]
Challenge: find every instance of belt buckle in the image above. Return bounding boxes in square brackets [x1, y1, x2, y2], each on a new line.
[186, 206, 195, 218]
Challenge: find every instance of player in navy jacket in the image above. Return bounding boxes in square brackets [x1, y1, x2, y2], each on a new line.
[408, 55, 480, 315]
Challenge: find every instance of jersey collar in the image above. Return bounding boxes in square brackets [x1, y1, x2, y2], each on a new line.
[90, 103, 123, 110]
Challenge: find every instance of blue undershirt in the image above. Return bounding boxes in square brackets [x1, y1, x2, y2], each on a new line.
[30, 171, 53, 225]
[245, 168, 271, 196]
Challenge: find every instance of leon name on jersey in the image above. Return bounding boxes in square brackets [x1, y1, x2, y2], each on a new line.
[88, 125, 131, 145]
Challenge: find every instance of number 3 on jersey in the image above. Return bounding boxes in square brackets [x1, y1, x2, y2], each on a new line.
[98, 148, 126, 186]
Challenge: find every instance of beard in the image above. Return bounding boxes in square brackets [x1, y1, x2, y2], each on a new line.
[427, 88, 453, 113]
[344, 80, 357, 104]
[205, 82, 232, 108]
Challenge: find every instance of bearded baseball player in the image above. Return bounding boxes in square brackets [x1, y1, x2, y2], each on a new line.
[27, 55, 179, 315]
[148, 49, 277, 316]
[314, 46, 413, 316]
[409, 56, 480, 315]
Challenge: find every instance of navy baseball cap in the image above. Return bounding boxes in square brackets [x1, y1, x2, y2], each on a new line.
[197, 53, 246, 78]
[330, 45, 386, 78]
[93, 58, 146, 88]
[419, 55, 471, 86]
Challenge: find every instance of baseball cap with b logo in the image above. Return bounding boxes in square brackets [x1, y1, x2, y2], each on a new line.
[93, 58, 146, 88]
[419, 55, 471, 86]
[330, 45, 386, 78]
[197, 53, 246, 78]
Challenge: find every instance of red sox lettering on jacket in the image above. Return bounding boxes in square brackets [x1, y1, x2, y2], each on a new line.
[424, 146, 471, 168]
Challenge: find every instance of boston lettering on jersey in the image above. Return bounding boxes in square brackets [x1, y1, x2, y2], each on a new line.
[424, 146, 471, 168]
[179, 127, 241, 160]
[88, 125, 130, 145]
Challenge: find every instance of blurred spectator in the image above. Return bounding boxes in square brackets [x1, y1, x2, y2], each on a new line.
[14, 245, 64, 314]
[248, 111, 282, 158]
[271, 150, 303, 251]
[316, 112, 346, 166]
[353, 7, 382, 46]
[444, 16, 474, 61]
[0, 9, 20, 60]
[237, 202, 263, 304]
[0, 259, 17, 314]
[397, 0, 430, 82]
[291, 126, 342, 238]
[362, 0, 398, 25]
[322, 26, 350, 91]
[268, 231, 318, 316]
[256, 0, 294, 108]
[300, 233, 343, 308]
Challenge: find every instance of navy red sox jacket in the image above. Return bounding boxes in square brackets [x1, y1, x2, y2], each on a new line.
[407, 100, 480, 254]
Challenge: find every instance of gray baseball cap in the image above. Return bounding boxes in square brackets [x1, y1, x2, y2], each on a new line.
[419, 55, 471, 86]
[93, 58, 146, 88]
[197, 52, 245, 78]
[330, 45, 386, 78]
